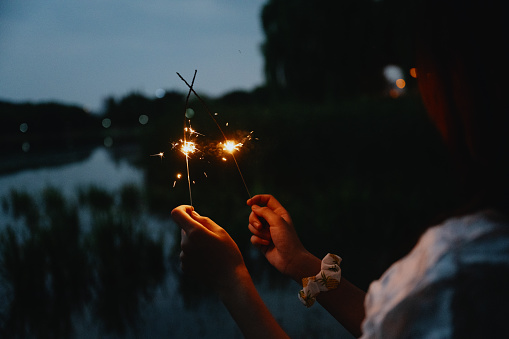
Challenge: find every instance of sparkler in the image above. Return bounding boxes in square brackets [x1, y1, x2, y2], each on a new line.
[177, 71, 251, 199]
[179, 70, 198, 206]
[154, 70, 252, 205]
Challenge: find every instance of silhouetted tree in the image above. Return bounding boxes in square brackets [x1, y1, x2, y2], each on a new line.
[261, 0, 417, 101]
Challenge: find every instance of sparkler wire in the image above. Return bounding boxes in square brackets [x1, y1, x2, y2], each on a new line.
[176, 71, 251, 199]
[183, 70, 197, 206]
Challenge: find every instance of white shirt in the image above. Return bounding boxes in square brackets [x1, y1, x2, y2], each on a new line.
[361, 210, 509, 338]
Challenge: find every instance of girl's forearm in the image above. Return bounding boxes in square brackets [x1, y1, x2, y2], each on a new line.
[287, 252, 366, 338]
[219, 266, 290, 339]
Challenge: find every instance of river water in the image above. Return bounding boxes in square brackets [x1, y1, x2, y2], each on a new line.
[0, 146, 353, 338]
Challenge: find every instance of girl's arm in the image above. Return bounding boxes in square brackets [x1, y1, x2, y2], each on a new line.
[172, 205, 289, 339]
[247, 195, 366, 337]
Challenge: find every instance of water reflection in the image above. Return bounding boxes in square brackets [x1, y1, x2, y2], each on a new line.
[0, 185, 165, 338]
[0, 146, 353, 338]
[1, 188, 91, 338]
[0, 147, 142, 198]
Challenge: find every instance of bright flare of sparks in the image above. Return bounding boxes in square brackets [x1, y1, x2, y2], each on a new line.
[222, 140, 243, 153]
[181, 141, 196, 156]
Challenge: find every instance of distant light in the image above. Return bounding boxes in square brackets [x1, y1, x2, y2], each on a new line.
[383, 65, 404, 83]
[20, 123, 28, 133]
[155, 88, 165, 98]
[396, 79, 406, 89]
[139, 114, 149, 125]
[102, 118, 111, 128]
[104, 137, 113, 147]
[22, 142, 30, 152]
[409, 67, 417, 78]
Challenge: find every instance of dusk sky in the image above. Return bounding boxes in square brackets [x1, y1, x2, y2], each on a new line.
[0, 0, 267, 113]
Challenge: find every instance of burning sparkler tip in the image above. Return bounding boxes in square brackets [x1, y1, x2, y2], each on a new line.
[222, 140, 243, 153]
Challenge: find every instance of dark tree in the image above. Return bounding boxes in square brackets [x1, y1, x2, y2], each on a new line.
[261, 0, 416, 101]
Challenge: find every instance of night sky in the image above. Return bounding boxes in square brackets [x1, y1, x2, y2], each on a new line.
[0, 0, 267, 113]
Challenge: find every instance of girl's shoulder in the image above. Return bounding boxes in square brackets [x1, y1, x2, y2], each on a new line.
[361, 210, 509, 338]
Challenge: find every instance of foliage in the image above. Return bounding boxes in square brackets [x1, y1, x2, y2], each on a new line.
[261, 0, 418, 101]
[0, 101, 101, 154]
[0, 185, 166, 338]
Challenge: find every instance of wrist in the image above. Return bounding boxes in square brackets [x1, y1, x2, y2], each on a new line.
[298, 253, 342, 307]
[287, 251, 322, 284]
[217, 264, 252, 300]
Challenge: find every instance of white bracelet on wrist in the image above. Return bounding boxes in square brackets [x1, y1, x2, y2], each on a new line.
[298, 253, 342, 307]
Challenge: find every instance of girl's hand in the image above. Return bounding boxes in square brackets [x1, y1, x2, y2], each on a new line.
[247, 195, 315, 281]
[171, 205, 246, 293]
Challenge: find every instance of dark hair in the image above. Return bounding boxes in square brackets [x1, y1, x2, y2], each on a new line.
[415, 0, 509, 215]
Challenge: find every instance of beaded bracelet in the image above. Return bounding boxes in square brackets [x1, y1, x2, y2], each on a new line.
[298, 253, 342, 307]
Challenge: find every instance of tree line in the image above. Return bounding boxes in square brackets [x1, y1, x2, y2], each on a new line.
[1, 0, 418, 152]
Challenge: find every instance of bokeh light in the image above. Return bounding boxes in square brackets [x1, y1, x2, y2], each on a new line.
[185, 108, 195, 119]
[409, 67, 417, 78]
[139, 115, 149, 125]
[104, 137, 113, 147]
[102, 118, 111, 129]
[155, 88, 166, 98]
[21, 141, 30, 152]
[20, 123, 28, 133]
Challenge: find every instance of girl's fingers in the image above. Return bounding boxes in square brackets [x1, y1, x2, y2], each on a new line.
[189, 210, 222, 232]
[248, 223, 271, 241]
[172, 205, 203, 234]
[251, 205, 287, 229]
[250, 235, 271, 247]
[249, 211, 270, 230]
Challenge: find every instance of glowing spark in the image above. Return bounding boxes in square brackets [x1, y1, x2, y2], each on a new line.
[203, 172, 207, 177]
[184, 127, 204, 136]
[177, 71, 252, 199]
[173, 173, 182, 188]
[151, 152, 164, 159]
[181, 141, 196, 156]
[222, 140, 243, 153]
[222, 157, 227, 161]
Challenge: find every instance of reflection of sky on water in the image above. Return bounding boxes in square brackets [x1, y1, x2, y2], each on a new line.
[0, 147, 354, 338]
[0, 147, 142, 198]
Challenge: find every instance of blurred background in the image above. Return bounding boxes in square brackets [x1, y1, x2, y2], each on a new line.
[0, 0, 460, 338]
